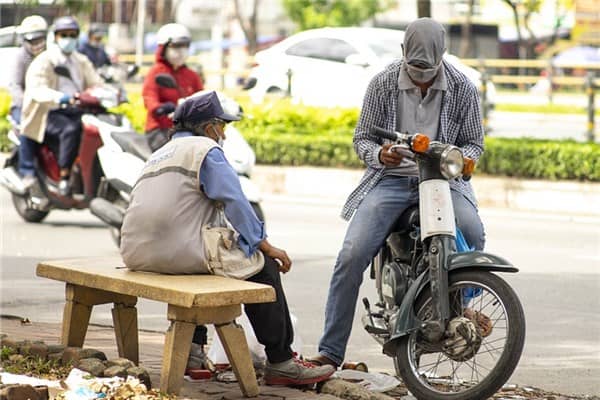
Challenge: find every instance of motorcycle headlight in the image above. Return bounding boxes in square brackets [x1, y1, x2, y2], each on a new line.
[440, 146, 464, 179]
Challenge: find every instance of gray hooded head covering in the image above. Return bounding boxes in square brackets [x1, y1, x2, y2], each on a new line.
[403, 18, 446, 68]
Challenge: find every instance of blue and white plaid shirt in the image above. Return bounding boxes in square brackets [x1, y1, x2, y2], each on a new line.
[341, 59, 485, 221]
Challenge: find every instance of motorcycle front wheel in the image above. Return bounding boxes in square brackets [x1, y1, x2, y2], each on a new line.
[394, 270, 525, 400]
[12, 193, 49, 223]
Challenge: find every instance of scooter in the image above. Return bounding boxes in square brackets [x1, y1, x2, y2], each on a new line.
[0, 64, 138, 230]
[152, 73, 265, 221]
[362, 127, 525, 399]
[87, 74, 265, 246]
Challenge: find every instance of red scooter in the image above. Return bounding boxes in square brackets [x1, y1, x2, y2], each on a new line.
[0, 65, 139, 226]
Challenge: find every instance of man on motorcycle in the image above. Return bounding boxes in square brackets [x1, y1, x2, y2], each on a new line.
[142, 23, 203, 151]
[21, 16, 103, 196]
[9, 16, 48, 193]
[309, 18, 486, 369]
[78, 23, 111, 69]
[120, 92, 336, 386]
[10, 15, 48, 125]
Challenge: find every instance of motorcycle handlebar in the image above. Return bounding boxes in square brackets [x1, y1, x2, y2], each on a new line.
[370, 126, 402, 142]
[370, 127, 430, 154]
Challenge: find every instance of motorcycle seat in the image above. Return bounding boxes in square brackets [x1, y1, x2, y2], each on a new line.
[111, 131, 153, 161]
[392, 205, 420, 234]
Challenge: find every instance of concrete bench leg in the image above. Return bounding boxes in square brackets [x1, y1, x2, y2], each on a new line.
[61, 283, 138, 360]
[112, 302, 139, 364]
[160, 320, 195, 395]
[162, 304, 259, 397]
[62, 284, 93, 347]
[216, 321, 260, 397]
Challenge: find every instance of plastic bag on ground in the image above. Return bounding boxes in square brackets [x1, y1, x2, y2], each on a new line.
[207, 313, 303, 365]
[334, 369, 401, 392]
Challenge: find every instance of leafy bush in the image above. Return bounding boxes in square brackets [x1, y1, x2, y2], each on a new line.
[110, 92, 146, 132]
[480, 138, 600, 181]
[0, 91, 598, 181]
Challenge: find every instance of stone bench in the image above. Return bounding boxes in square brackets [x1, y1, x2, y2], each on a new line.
[36, 257, 276, 397]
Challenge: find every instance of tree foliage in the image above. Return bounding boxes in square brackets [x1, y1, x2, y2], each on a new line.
[282, 0, 392, 30]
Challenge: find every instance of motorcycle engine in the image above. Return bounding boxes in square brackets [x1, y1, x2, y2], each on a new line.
[381, 261, 410, 308]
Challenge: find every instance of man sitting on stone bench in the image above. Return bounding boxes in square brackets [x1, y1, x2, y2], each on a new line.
[119, 91, 335, 386]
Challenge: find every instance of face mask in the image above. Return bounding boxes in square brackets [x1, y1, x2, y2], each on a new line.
[166, 47, 188, 68]
[25, 39, 46, 56]
[89, 39, 103, 48]
[57, 37, 77, 54]
[405, 61, 441, 83]
[211, 126, 225, 146]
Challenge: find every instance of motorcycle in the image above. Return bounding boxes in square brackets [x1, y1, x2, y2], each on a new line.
[0, 64, 138, 230]
[152, 73, 265, 221]
[362, 127, 525, 399]
[86, 74, 265, 246]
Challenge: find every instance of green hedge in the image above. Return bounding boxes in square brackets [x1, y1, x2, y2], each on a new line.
[237, 100, 600, 181]
[1, 91, 598, 181]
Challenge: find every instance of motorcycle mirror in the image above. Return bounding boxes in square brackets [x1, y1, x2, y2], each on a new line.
[155, 73, 178, 89]
[242, 77, 257, 90]
[54, 65, 72, 80]
[127, 64, 139, 79]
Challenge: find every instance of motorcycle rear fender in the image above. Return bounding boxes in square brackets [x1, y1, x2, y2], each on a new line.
[97, 146, 145, 189]
[381, 251, 518, 357]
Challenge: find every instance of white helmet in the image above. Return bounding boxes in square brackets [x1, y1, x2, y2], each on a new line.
[17, 15, 48, 41]
[156, 23, 191, 46]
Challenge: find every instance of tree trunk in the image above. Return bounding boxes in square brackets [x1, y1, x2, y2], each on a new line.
[459, 0, 475, 58]
[234, 0, 260, 56]
[503, 0, 524, 59]
[523, 11, 538, 58]
[417, 0, 431, 18]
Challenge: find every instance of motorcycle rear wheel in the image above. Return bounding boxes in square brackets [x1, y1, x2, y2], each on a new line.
[394, 270, 525, 400]
[12, 193, 50, 223]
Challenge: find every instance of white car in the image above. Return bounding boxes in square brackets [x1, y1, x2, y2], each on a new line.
[247, 27, 495, 109]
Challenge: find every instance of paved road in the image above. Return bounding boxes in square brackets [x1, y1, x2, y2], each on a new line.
[489, 111, 599, 142]
[1, 190, 599, 395]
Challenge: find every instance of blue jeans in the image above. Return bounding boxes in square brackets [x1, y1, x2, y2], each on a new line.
[18, 135, 39, 177]
[318, 176, 485, 365]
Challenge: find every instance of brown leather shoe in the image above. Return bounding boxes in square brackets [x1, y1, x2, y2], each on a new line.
[305, 354, 339, 369]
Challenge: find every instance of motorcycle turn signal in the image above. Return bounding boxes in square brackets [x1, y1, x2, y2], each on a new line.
[411, 133, 430, 153]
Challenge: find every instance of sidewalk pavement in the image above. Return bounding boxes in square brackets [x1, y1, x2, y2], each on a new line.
[251, 165, 600, 217]
[0, 318, 345, 400]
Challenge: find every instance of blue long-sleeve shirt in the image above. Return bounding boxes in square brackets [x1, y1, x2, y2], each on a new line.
[173, 131, 265, 257]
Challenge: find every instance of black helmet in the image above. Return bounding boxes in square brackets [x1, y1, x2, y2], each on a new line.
[89, 22, 107, 37]
[53, 16, 80, 34]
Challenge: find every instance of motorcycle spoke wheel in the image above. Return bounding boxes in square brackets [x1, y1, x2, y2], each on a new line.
[395, 271, 525, 399]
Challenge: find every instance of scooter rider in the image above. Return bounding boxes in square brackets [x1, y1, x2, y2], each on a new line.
[120, 92, 336, 386]
[10, 15, 48, 125]
[9, 15, 48, 193]
[78, 23, 111, 69]
[142, 23, 203, 151]
[309, 18, 486, 369]
[21, 16, 103, 196]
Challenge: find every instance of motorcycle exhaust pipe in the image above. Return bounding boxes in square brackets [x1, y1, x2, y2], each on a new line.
[90, 198, 124, 229]
[0, 166, 27, 195]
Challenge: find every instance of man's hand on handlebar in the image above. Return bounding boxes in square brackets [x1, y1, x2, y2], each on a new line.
[379, 143, 404, 166]
[154, 102, 176, 117]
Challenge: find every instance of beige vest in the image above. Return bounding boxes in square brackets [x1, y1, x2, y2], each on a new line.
[120, 136, 264, 278]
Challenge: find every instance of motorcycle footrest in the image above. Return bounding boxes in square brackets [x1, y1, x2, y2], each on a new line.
[364, 324, 389, 335]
